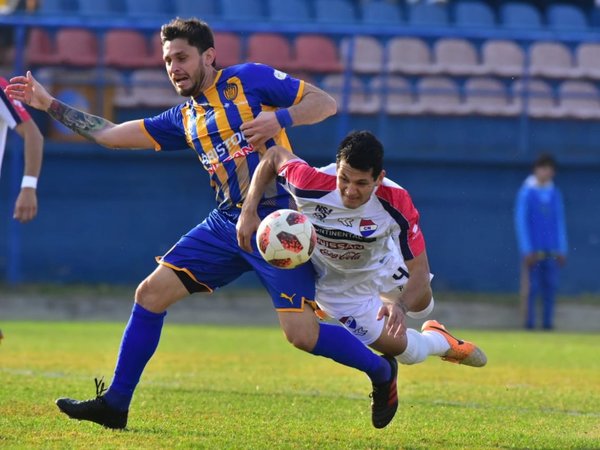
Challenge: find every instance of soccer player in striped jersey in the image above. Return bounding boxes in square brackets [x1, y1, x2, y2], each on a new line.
[6, 19, 399, 429]
[238, 131, 487, 383]
[0, 77, 44, 223]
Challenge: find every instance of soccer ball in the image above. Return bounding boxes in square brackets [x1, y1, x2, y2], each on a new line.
[256, 209, 317, 269]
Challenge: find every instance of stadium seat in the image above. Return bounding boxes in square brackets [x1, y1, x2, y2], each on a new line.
[115, 69, 181, 108]
[500, 2, 542, 29]
[407, 2, 449, 27]
[214, 32, 242, 69]
[315, 0, 356, 23]
[557, 80, 600, 119]
[454, 0, 495, 28]
[512, 79, 560, 119]
[267, 0, 311, 22]
[321, 74, 378, 114]
[574, 43, 600, 80]
[37, 0, 77, 14]
[147, 32, 164, 68]
[386, 37, 436, 75]
[54, 28, 99, 67]
[25, 28, 59, 66]
[174, 0, 219, 20]
[529, 42, 576, 79]
[412, 76, 467, 115]
[104, 30, 150, 69]
[294, 35, 343, 73]
[340, 36, 384, 74]
[369, 75, 414, 115]
[481, 40, 525, 77]
[222, 0, 266, 21]
[432, 38, 485, 76]
[246, 33, 296, 72]
[546, 4, 588, 30]
[124, 0, 171, 18]
[77, 0, 122, 16]
[361, 0, 403, 25]
[463, 77, 519, 116]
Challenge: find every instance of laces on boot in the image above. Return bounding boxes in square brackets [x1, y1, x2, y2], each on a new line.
[94, 377, 107, 398]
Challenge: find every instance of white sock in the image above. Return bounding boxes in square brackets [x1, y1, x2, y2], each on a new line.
[407, 297, 434, 319]
[396, 328, 450, 365]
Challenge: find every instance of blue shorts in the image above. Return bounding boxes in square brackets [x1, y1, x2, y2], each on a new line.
[158, 209, 316, 311]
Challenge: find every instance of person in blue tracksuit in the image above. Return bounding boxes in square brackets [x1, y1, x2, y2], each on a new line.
[514, 154, 568, 330]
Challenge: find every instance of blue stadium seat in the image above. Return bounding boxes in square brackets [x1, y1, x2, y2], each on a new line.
[547, 4, 588, 30]
[315, 0, 356, 23]
[267, 0, 311, 22]
[221, 0, 266, 21]
[454, 0, 495, 28]
[78, 0, 122, 16]
[174, 0, 220, 20]
[361, 0, 403, 25]
[38, 0, 77, 15]
[124, 0, 171, 17]
[407, 2, 449, 27]
[500, 2, 542, 29]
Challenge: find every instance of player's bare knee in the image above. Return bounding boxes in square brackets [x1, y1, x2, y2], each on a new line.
[283, 328, 316, 352]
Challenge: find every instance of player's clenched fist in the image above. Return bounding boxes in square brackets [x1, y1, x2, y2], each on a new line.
[5, 71, 53, 111]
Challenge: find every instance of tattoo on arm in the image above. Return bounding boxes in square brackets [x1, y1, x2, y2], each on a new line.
[48, 100, 112, 142]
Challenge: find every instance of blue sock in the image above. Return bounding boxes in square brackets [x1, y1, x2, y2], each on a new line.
[311, 323, 391, 384]
[103, 303, 166, 411]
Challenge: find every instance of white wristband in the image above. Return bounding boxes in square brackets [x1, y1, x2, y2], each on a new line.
[21, 175, 38, 189]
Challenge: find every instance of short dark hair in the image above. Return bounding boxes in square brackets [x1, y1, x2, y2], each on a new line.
[534, 153, 557, 169]
[160, 17, 215, 64]
[336, 130, 384, 179]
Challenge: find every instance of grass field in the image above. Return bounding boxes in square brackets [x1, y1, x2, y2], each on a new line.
[0, 322, 598, 449]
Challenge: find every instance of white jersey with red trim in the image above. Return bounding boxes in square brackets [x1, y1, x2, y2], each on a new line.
[277, 159, 425, 301]
[0, 77, 31, 175]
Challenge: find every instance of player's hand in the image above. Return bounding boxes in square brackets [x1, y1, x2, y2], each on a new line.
[236, 209, 261, 253]
[377, 302, 407, 338]
[13, 188, 38, 223]
[240, 111, 281, 148]
[5, 71, 53, 111]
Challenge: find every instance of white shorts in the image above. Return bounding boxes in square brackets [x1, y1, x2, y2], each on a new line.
[316, 293, 385, 346]
[316, 262, 434, 345]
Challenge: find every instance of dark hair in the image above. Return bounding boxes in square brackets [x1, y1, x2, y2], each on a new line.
[534, 153, 557, 169]
[160, 17, 215, 66]
[336, 130, 384, 179]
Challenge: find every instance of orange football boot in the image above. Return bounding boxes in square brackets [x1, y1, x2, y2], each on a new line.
[421, 320, 487, 367]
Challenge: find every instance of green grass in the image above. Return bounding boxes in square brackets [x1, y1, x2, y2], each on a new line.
[0, 322, 598, 449]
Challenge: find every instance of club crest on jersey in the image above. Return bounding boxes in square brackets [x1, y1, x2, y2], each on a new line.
[223, 83, 238, 101]
[359, 219, 378, 237]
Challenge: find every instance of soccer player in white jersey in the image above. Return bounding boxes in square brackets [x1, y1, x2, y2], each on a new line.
[237, 130, 487, 369]
[0, 77, 43, 223]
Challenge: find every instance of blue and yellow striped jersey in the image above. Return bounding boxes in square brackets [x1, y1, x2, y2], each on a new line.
[141, 63, 304, 212]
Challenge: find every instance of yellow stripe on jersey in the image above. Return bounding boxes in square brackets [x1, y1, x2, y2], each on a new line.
[293, 79, 306, 105]
[203, 77, 251, 200]
[192, 101, 231, 201]
[139, 120, 161, 151]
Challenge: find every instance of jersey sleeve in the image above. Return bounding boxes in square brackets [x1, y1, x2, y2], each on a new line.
[0, 78, 31, 128]
[376, 185, 425, 260]
[277, 159, 336, 196]
[141, 105, 189, 151]
[242, 63, 305, 107]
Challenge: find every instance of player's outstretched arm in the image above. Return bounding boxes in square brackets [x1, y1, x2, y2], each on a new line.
[5, 71, 154, 150]
[237, 146, 296, 252]
[13, 119, 43, 223]
[380, 251, 432, 337]
[240, 83, 336, 148]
